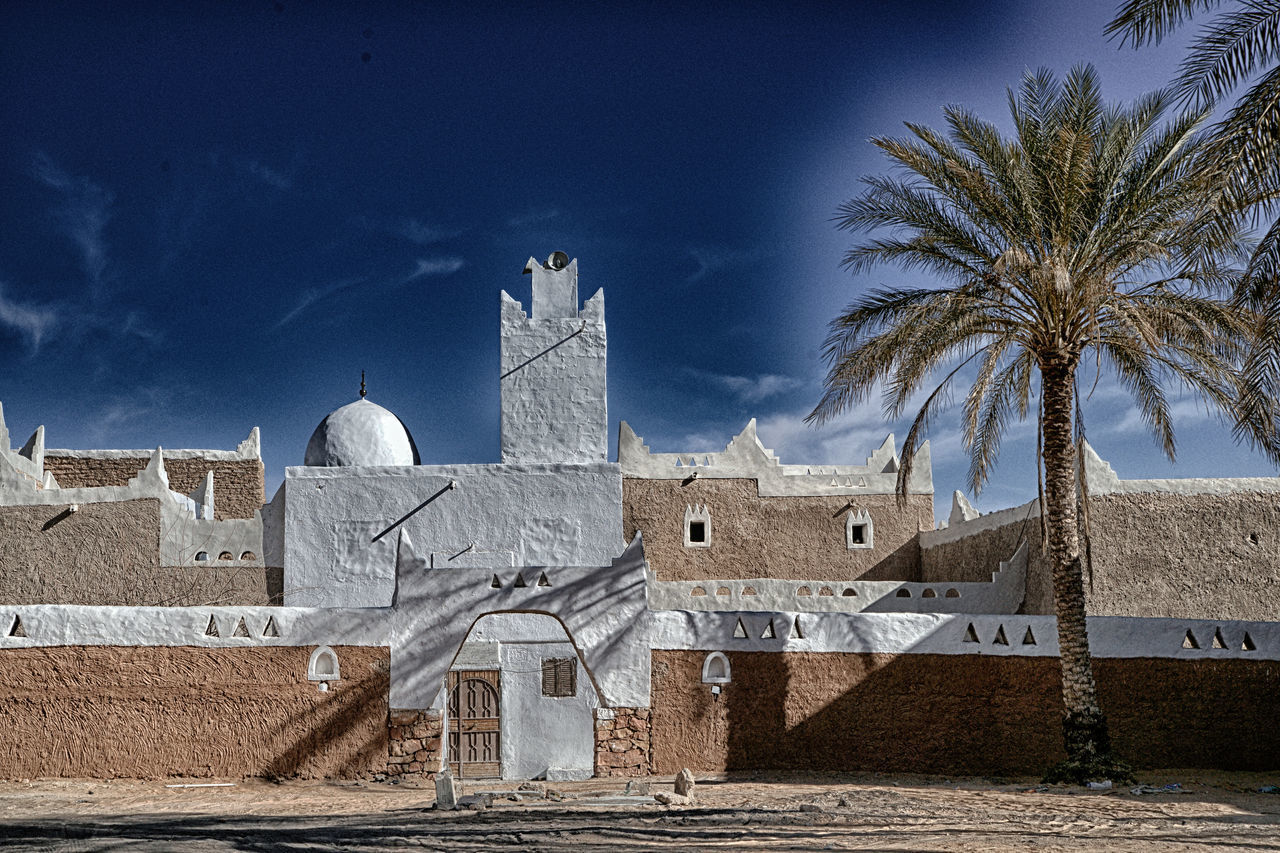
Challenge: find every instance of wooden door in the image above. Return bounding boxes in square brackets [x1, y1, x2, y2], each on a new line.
[447, 670, 501, 778]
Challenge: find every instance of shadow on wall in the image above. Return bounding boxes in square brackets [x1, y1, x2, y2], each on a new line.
[263, 653, 390, 779]
[653, 650, 1280, 776]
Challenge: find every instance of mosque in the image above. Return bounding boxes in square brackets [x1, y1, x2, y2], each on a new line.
[0, 254, 1277, 781]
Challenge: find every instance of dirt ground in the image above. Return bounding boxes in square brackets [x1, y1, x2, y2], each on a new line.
[1, 770, 1279, 852]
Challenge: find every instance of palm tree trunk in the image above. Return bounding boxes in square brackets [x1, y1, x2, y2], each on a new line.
[1040, 358, 1112, 767]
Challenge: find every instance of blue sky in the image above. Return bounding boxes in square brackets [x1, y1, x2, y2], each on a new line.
[0, 0, 1273, 521]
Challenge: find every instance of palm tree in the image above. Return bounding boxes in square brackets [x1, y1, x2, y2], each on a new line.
[807, 65, 1257, 780]
[1108, 0, 1280, 462]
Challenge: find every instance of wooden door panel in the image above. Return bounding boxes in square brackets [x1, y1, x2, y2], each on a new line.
[447, 670, 501, 779]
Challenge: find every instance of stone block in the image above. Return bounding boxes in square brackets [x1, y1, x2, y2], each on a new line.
[547, 766, 592, 782]
[434, 769, 461, 809]
[655, 792, 691, 806]
[400, 738, 422, 754]
[674, 768, 695, 796]
[390, 710, 421, 726]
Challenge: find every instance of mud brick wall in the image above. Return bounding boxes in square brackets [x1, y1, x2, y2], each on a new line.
[624, 479, 931, 582]
[651, 650, 1280, 775]
[387, 709, 443, 778]
[921, 492, 1280, 619]
[0, 645, 390, 779]
[0, 499, 279, 606]
[43, 455, 266, 520]
[594, 707, 651, 777]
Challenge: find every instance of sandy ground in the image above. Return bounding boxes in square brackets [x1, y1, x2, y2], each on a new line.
[1, 770, 1279, 851]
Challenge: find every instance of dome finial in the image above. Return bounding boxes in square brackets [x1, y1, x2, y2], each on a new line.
[359, 370, 367, 399]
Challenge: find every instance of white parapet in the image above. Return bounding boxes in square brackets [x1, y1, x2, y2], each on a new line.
[619, 419, 933, 496]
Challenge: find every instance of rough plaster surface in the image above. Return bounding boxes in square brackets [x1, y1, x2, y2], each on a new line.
[922, 492, 1280, 620]
[619, 420, 933, 496]
[0, 529, 653, 710]
[650, 650, 1280, 774]
[624, 479, 930, 582]
[282, 463, 622, 608]
[0, 645, 389, 779]
[499, 259, 607, 465]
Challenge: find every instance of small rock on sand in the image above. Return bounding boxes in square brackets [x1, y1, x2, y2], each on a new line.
[675, 768, 695, 797]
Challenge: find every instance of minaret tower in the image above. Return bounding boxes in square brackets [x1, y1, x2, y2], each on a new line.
[498, 252, 607, 464]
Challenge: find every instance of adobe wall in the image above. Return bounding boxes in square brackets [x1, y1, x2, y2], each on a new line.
[0, 499, 278, 606]
[42, 455, 265, 520]
[650, 650, 1280, 775]
[623, 479, 931, 582]
[921, 492, 1280, 619]
[0, 645, 389, 779]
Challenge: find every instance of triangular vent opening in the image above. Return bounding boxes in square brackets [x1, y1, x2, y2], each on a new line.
[1182, 630, 1199, 650]
[793, 616, 804, 639]
[993, 625, 1009, 646]
[205, 615, 220, 638]
[1243, 631, 1257, 652]
[8, 615, 26, 638]
[1212, 628, 1227, 649]
[262, 616, 280, 638]
[761, 620, 776, 640]
[232, 617, 250, 638]
[537, 572, 551, 587]
[1022, 626, 1036, 646]
[490, 575, 502, 589]
[963, 623, 980, 643]
[514, 573, 527, 588]
[733, 618, 748, 639]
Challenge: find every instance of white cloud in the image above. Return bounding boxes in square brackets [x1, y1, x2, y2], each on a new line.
[275, 277, 366, 328]
[686, 245, 763, 283]
[507, 208, 560, 228]
[31, 153, 113, 297]
[244, 160, 291, 190]
[0, 284, 59, 353]
[406, 257, 465, 280]
[686, 369, 801, 403]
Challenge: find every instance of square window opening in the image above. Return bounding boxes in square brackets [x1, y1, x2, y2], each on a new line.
[688, 520, 707, 543]
[541, 657, 577, 698]
[849, 524, 866, 545]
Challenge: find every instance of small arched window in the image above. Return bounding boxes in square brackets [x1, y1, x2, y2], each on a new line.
[218, 551, 234, 561]
[195, 551, 209, 562]
[240, 551, 256, 561]
[308, 646, 341, 681]
[701, 651, 731, 684]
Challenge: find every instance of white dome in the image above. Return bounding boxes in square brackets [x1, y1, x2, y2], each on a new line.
[304, 399, 420, 467]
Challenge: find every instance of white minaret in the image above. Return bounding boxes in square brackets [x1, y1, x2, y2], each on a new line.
[498, 253, 607, 464]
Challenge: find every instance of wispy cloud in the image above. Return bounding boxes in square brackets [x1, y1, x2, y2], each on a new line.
[31, 152, 113, 299]
[0, 283, 60, 353]
[507, 208, 560, 228]
[406, 257, 465, 281]
[686, 245, 764, 283]
[276, 277, 366, 329]
[686, 368, 801, 403]
[355, 214, 461, 245]
[244, 159, 292, 190]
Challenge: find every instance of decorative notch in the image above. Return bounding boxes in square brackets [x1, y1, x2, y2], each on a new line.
[8, 615, 26, 637]
[792, 616, 804, 639]
[1243, 631, 1257, 652]
[232, 617, 251, 638]
[733, 618, 748, 639]
[846, 509, 874, 550]
[684, 504, 711, 548]
[537, 572, 551, 587]
[963, 623, 980, 643]
[204, 615, 220, 638]
[761, 620, 776, 640]
[262, 616, 280, 638]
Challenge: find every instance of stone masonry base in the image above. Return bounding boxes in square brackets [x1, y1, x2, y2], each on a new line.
[595, 707, 651, 777]
[388, 709, 443, 778]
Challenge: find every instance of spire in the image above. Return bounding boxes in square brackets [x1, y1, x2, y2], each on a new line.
[359, 370, 367, 399]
